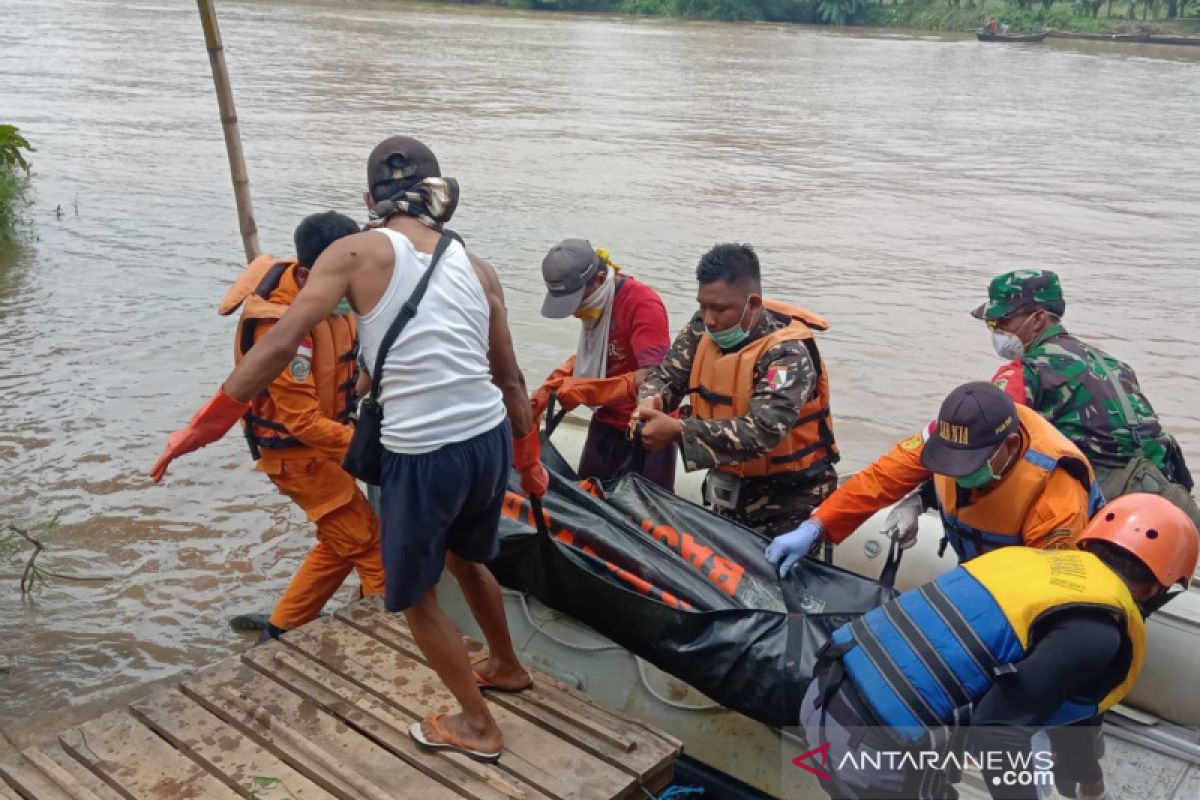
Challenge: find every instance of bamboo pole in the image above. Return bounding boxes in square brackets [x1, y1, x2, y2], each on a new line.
[197, 0, 260, 263]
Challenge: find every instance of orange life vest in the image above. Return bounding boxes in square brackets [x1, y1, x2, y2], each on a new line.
[934, 405, 1102, 561]
[687, 299, 839, 479]
[219, 255, 359, 460]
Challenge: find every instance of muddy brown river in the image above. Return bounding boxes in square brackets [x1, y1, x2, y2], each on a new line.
[1, 0, 1198, 721]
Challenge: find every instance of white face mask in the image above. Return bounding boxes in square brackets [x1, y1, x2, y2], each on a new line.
[991, 330, 1025, 360]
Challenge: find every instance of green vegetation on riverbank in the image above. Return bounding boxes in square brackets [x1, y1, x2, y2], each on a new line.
[454, 0, 1200, 32]
[0, 125, 34, 241]
[872, 2, 1200, 33]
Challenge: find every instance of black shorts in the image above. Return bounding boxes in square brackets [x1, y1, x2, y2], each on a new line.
[378, 420, 511, 612]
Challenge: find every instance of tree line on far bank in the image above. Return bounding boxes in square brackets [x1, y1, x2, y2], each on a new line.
[452, 0, 1200, 29]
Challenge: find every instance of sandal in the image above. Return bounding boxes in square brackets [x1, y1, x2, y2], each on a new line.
[408, 713, 502, 763]
[471, 656, 533, 693]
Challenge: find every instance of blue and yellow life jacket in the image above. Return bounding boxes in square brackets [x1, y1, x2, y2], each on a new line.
[830, 547, 1144, 743]
[934, 405, 1104, 561]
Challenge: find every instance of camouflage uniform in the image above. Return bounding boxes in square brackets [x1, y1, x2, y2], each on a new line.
[977, 270, 1197, 526]
[639, 308, 838, 537]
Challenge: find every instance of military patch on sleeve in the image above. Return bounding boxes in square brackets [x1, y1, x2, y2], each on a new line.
[766, 365, 789, 391]
[288, 356, 312, 382]
[995, 377, 1008, 392]
[900, 434, 923, 451]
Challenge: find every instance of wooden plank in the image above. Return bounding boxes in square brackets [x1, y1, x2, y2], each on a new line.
[1, 751, 76, 800]
[129, 687, 339, 800]
[336, 602, 683, 764]
[60, 708, 244, 800]
[0, 741, 124, 800]
[0, 776, 23, 800]
[183, 658, 530, 800]
[239, 646, 544, 800]
[278, 616, 646, 800]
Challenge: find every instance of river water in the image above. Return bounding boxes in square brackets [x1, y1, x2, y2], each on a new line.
[0, 0, 1198, 721]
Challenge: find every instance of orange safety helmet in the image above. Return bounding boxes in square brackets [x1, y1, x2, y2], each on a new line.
[1075, 493, 1199, 589]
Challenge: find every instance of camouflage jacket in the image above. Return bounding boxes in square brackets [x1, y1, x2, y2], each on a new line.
[991, 325, 1171, 469]
[639, 309, 817, 472]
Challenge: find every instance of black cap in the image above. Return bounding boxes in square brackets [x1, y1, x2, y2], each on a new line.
[366, 136, 440, 195]
[921, 382, 1019, 477]
[540, 239, 601, 319]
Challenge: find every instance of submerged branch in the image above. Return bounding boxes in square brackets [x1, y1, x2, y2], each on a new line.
[4, 523, 119, 595]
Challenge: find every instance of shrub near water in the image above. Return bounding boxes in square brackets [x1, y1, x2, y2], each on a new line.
[870, 3, 1111, 32]
[0, 125, 34, 241]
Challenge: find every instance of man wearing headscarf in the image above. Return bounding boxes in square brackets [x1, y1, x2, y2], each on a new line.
[151, 135, 546, 764]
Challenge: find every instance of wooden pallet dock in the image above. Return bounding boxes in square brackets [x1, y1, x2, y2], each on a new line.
[0, 600, 681, 800]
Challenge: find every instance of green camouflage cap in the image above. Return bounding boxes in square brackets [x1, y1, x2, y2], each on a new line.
[971, 269, 1066, 321]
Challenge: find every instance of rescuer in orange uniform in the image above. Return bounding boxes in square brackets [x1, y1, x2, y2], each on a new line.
[219, 211, 385, 641]
[765, 381, 1105, 575]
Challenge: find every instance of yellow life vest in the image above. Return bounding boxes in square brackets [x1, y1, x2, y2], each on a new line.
[687, 299, 838, 479]
[833, 547, 1144, 742]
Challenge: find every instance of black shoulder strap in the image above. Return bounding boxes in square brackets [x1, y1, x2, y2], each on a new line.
[368, 233, 454, 402]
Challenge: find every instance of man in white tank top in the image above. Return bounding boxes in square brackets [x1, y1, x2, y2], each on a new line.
[152, 136, 549, 762]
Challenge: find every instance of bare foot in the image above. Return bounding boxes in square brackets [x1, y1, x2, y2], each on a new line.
[472, 654, 532, 691]
[420, 712, 503, 756]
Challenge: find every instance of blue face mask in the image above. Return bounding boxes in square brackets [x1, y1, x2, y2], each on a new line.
[333, 297, 353, 316]
[705, 301, 751, 349]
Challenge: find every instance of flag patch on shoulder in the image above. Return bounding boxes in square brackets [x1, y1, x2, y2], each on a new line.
[297, 337, 313, 359]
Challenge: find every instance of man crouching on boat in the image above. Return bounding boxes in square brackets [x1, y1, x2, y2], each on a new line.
[151, 135, 546, 763]
[796, 494, 1197, 800]
[765, 381, 1101, 572]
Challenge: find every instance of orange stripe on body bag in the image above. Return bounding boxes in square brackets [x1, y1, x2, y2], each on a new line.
[501, 491, 692, 610]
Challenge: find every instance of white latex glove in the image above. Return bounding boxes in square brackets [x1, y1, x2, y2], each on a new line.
[764, 519, 824, 579]
[881, 493, 923, 550]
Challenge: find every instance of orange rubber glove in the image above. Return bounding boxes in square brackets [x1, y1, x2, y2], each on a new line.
[530, 356, 576, 423]
[150, 386, 250, 482]
[552, 372, 636, 412]
[512, 427, 550, 499]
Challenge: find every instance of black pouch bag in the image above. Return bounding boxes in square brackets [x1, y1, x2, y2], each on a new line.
[342, 232, 452, 484]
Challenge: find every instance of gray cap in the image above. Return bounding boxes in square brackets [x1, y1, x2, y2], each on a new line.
[540, 238, 601, 319]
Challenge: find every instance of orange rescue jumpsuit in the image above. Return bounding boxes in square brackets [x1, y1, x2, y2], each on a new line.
[811, 405, 1094, 556]
[220, 256, 385, 630]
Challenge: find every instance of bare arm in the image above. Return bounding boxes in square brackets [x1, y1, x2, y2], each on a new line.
[468, 252, 534, 439]
[224, 236, 363, 402]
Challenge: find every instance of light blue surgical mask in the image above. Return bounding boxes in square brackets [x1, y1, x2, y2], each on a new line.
[705, 301, 751, 349]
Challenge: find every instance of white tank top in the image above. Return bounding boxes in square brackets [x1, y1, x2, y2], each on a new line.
[357, 228, 505, 454]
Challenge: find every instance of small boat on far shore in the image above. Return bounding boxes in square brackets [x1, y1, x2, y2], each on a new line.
[977, 30, 1049, 43]
[1049, 30, 1151, 42]
[1045, 29, 1200, 46]
[1147, 34, 1200, 46]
